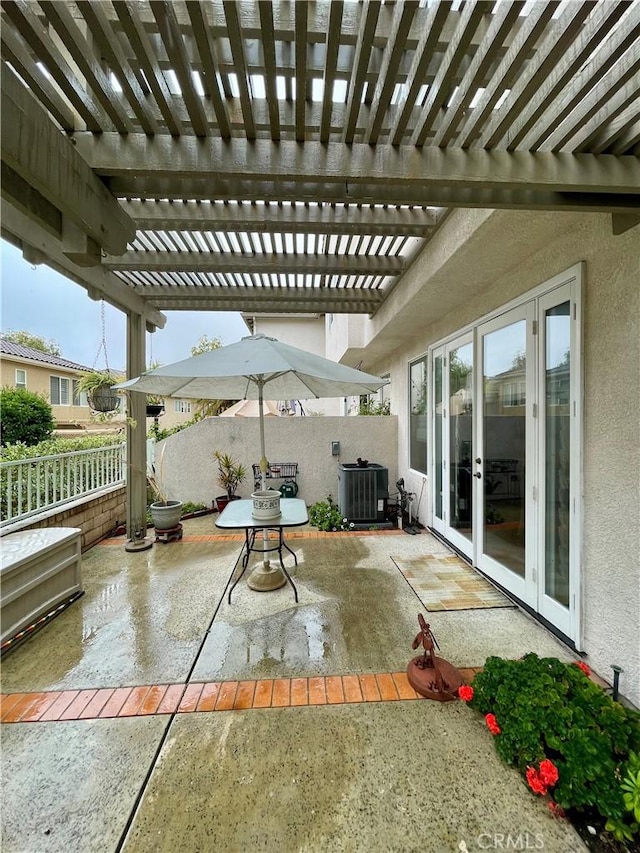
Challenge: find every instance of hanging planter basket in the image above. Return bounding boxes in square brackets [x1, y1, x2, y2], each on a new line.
[88, 383, 121, 413]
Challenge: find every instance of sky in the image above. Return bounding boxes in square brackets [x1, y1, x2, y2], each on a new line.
[0, 240, 249, 370]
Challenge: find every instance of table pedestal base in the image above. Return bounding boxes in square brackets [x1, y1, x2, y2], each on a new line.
[247, 562, 288, 592]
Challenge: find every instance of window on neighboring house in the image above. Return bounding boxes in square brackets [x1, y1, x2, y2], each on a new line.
[50, 375, 71, 405]
[503, 381, 526, 407]
[174, 400, 192, 414]
[15, 369, 27, 389]
[409, 357, 427, 474]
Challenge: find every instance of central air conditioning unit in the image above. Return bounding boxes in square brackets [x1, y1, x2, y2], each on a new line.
[338, 463, 389, 523]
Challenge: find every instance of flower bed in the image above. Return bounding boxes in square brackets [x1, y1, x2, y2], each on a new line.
[458, 654, 640, 851]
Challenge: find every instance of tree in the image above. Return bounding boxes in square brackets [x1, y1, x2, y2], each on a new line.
[187, 334, 235, 418]
[356, 396, 391, 416]
[3, 330, 61, 356]
[190, 334, 222, 357]
[0, 387, 55, 446]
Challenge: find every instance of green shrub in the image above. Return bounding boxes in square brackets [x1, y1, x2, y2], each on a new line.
[0, 387, 55, 446]
[0, 434, 124, 461]
[0, 434, 126, 521]
[469, 654, 640, 826]
[148, 420, 193, 441]
[353, 398, 391, 416]
[308, 495, 352, 531]
[606, 751, 640, 842]
[179, 501, 208, 516]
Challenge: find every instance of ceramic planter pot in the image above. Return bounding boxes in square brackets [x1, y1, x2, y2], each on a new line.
[214, 495, 241, 513]
[251, 489, 281, 520]
[150, 500, 183, 530]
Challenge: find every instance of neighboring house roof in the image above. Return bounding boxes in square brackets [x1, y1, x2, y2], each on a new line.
[0, 339, 92, 372]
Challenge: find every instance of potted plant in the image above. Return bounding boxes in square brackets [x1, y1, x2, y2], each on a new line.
[148, 449, 183, 530]
[213, 450, 247, 512]
[146, 394, 165, 418]
[143, 362, 165, 417]
[78, 370, 123, 413]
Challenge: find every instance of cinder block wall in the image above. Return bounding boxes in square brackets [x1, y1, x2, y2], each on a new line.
[2, 487, 127, 551]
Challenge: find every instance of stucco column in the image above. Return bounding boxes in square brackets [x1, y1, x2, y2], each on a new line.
[125, 311, 151, 550]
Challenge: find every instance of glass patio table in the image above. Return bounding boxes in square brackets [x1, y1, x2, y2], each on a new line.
[215, 498, 308, 603]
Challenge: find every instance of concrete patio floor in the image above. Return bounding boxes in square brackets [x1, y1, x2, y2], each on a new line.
[1, 517, 587, 852]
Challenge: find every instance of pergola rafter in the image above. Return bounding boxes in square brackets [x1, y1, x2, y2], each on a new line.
[1, 0, 638, 321]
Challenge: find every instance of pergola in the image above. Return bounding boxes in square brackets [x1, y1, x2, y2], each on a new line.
[2, 0, 639, 539]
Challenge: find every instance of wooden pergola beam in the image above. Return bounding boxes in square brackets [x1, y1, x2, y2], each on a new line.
[74, 136, 640, 198]
[104, 251, 406, 276]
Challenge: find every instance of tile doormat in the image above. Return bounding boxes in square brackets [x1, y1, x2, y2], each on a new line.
[390, 554, 515, 611]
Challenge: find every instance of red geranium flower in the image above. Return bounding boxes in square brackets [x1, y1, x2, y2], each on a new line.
[458, 685, 474, 702]
[573, 660, 591, 676]
[485, 713, 501, 735]
[539, 759, 559, 787]
[526, 766, 548, 796]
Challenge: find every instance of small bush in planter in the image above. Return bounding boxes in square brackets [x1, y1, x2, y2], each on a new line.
[213, 450, 247, 510]
[467, 653, 640, 835]
[308, 495, 353, 531]
[147, 447, 183, 529]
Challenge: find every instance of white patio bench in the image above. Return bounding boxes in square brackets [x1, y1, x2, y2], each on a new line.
[1, 527, 83, 647]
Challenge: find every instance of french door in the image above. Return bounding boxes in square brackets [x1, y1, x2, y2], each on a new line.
[476, 304, 535, 606]
[431, 333, 474, 559]
[430, 272, 582, 643]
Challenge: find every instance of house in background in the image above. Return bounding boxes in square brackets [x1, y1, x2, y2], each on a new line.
[0, 338, 193, 434]
[0, 338, 115, 434]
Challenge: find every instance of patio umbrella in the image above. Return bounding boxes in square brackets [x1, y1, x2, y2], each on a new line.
[118, 333, 387, 475]
[218, 399, 279, 418]
[117, 334, 387, 588]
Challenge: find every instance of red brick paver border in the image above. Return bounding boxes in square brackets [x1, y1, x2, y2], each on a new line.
[0, 669, 485, 724]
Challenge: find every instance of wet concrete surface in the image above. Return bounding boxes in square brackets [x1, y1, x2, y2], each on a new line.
[1, 521, 584, 852]
[121, 703, 585, 853]
[191, 537, 426, 681]
[0, 540, 238, 692]
[1, 716, 167, 853]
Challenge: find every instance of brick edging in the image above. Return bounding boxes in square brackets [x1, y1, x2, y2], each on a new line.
[1, 669, 482, 723]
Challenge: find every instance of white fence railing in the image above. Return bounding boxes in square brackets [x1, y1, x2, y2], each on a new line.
[0, 444, 126, 527]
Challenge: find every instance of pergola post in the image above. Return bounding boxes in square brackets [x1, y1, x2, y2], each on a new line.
[125, 311, 152, 551]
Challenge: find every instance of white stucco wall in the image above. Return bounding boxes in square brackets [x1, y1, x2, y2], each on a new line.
[158, 415, 398, 511]
[344, 209, 639, 706]
[251, 315, 343, 415]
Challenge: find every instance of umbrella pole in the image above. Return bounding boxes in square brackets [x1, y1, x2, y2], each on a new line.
[247, 378, 287, 593]
[258, 380, 268, 493]
[258, 382, 270, 569]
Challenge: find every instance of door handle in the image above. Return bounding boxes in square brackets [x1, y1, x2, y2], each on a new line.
[474, 472, 482, 479]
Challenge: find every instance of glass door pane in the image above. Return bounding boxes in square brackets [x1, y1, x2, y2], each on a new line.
[544, 301, 571, 607]
[449, 341, 473, 544]
[482, 320, 527, 577]
[434, 353, 443, 522]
